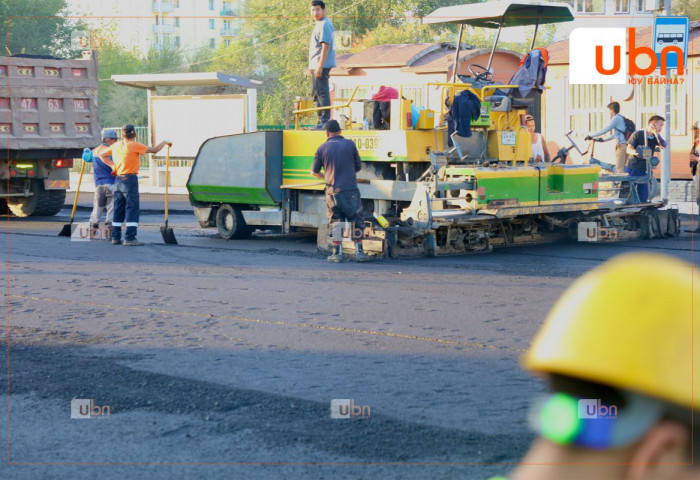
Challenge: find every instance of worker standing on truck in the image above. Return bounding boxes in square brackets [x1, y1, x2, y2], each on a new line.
[502, 253, 699, 480]
[100, 125, 169, 246]
[310, 119, 370, 263]
[83, 130, 118, 239]
[308, 0, 336, 129]
[625, 115, 666, 203]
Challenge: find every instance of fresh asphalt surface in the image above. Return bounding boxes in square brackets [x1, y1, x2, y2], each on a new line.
[1, 195, 698, 479]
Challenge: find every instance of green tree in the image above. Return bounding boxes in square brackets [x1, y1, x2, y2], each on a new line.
[0, 0, 83, 57]
[673, 0, 700, 19]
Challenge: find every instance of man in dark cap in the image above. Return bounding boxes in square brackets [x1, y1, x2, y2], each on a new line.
[310, 119, 370, 262]
[101, 125, 169, 246]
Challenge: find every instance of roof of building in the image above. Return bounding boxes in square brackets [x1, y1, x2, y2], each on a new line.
[548, 21, 700, 65]
[332, 43, 521, 75]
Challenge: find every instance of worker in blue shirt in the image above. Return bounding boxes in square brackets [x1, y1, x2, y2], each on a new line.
[585, 101, 628, 173]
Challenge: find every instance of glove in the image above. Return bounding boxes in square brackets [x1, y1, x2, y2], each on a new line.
[691, 159, 698, 176]
[594, 138, 602, 142]
[82, 147, 93, 163]
[110, 170, 117, 176]
[584, 136, 592, 141]
[163, 140, 172, 146]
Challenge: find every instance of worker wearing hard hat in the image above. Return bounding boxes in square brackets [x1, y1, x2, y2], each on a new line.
[501, 253, 698, 480]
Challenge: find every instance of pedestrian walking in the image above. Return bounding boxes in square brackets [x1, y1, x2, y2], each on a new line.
[585, 101, 629, 173]
[625, 115, 666, 203]
[310, 119, 370, 262]
[308, 0, 335, 129]
[84, 130, 118, 239]
[504, 253, 699, 480]
[100, 125, 169, 246]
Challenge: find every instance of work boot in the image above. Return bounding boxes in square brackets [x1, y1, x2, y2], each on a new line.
[123, 239, 145, 246]
[327, 245, 342, 263]
[355, 243, 371, 263]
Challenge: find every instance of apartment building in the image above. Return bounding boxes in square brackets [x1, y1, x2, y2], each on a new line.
[68, 0, 245, 54]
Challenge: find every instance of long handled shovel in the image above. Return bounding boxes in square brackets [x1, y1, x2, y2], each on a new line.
[160, 143, 177, 244]
[58, 159, 86, 237]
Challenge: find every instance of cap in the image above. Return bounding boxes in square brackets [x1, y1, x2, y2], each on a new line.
[122, 124, 136, 135]
[325, 119, 341, 133]
[103, 130, 118, 139]
[693, 121, 699, 129]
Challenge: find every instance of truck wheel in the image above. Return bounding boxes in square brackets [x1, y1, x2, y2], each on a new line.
[34, 189, 66, 216]
[7, 181, 41, 217]
[216, 204, 252, 240]
[0, 199, 8, 215]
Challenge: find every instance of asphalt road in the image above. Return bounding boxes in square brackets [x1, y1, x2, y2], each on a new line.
[1, 205, 698, 479]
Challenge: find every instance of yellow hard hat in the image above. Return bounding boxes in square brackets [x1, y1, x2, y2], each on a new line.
[523, 253, 699, 410]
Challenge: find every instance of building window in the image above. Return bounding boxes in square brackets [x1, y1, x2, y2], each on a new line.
[615, 0, 630, 12]
[209, 0, 214, 10]
[175, 36, 180, 47]
[223, 19, 231, 29]
[572, 0, 604, 13]
[175, 17, 180, 27]
[636, 0, 652, 12]
[567, 83, 607, 134]
[637, 74, 686, 135]
[210, 38, 216, 48]
[209, 19, 215, 29]
[175, 0, 180, 7]
[225, 39, 231, 46]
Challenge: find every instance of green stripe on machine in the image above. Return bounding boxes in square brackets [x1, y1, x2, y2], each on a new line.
[188, 185, 279, 206]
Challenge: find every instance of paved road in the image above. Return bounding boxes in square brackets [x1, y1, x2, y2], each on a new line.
[1, 206, 698, 479]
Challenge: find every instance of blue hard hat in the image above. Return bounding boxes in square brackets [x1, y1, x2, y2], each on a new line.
[103, 130, 118, 139]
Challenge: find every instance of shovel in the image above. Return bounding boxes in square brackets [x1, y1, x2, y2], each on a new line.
[58, 158, 86, 237]
[160, 143, 177, 244]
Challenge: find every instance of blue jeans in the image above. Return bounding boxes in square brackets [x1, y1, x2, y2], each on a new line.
[311, 68, 331, 125]
[111, 174, 140, 241]
[625, 165, 648, 203]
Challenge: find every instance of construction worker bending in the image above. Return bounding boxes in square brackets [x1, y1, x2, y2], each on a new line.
[500, 253, 698, 480]
[101, 125, 169, 246]
[310, 119, 370, 263]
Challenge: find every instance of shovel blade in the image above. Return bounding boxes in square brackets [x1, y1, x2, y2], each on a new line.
[58, 223, 74, 237]
[160, 226, 178, 245]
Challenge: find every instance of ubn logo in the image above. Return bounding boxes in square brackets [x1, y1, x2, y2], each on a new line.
[330, 399, 371, 419]
[570, 27, 685, 85]
[71, 222, 107, 241]
[330, 222, 364, 241]
[71, 398, 111, 419]
[578, 399, 618, 419]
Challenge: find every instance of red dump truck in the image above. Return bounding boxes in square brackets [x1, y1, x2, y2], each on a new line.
[0, 52, 100, 216]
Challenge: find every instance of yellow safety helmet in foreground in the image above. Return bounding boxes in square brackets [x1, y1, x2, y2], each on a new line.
[523, 253, 699, 410]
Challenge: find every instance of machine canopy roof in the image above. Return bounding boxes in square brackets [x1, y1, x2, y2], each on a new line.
[423, 1, 575, 28]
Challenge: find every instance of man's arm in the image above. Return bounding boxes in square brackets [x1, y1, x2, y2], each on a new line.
[146, 140, 169, 154]
[315, 43, 330, 78]
[353, 144, 361, 172]
[99, 148, 114, 168]
[310, 147, 323, 179]
[587, 120, 615, 139]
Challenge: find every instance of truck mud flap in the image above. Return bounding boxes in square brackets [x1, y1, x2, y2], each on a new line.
[647, 209, 679, 239]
